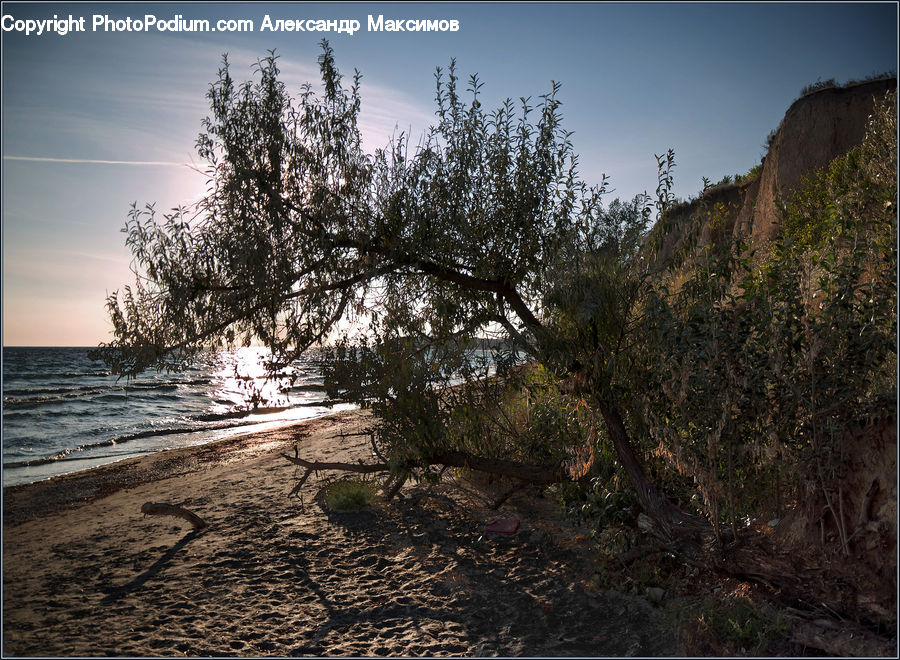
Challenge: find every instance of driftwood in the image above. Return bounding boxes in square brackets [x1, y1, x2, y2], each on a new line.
[140, 502, 208, 529]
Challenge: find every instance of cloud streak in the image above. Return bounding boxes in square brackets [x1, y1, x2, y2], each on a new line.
[3, 156, 192, 167]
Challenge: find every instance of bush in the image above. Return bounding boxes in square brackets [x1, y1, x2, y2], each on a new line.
[734, 163, 762, 185]
[639, 90, 897, 540]
[550, 470, 640, 538]
[763, 127, 779, 153]
[800, 72, 895, 98]
[800, 77, 838, 97]
[678, 595, 787, 655]
[324, 479, 378, 510]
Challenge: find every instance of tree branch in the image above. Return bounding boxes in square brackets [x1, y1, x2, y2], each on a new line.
[281, 453, 389, 473]
[280, 447, 586, 488]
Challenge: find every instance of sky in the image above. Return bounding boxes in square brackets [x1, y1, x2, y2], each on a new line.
[2, 1, 897, 347]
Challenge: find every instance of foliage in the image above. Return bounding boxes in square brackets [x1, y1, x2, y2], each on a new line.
[323, 339, 595, 485]
[538, 190, 656, 394]
[799, 77, 838, 97]
[704, 165, 761, 190]
[324, 478, 378, 510]
[763, 127, 779, 155]
[730, 163, 762, 186]
[97, 41, 600, 374]
[552, 471, 639, 536]
[444, 364, 594, 469]
[639, 90, 897, 540]
[800, 71, 896, 98]
[677, 596, 786, 656]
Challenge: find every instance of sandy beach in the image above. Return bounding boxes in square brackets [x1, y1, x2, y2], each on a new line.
[3, 409, 680, 657]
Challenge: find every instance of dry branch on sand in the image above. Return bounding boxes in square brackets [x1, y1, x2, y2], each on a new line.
[140, 502, 208, 529]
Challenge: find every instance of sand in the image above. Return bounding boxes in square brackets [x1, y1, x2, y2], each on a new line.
[2, 409, 681, 657]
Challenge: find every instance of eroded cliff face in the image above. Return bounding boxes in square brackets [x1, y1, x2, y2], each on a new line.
[734, 77, 897, 247]
[653, 77, 897, 261]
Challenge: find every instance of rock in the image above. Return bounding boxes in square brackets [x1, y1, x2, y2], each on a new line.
[529, 529, 551, 545]
[644, 587, 665, 605]
[637, 513, 655, 534]
[484, 517, 520, 535]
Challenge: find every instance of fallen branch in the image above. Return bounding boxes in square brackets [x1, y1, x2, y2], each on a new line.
[281, 444, 594, 512]
[491, 481, 526, 510]
[288, 468, 314, 498]
[787, 616, 896, 657]
[140, 502, 208, 529]
[369, 432, 388, 463]
[281, 453, 389, 473]
[431, 449, 582, 485]
[281, 448, 584, 486]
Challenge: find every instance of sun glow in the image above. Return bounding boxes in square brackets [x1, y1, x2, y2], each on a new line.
[208, 346, 295, 415]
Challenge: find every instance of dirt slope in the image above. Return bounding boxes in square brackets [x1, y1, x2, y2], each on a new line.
[735, 77, 897, 246]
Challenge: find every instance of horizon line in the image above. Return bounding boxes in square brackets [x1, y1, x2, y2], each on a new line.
[3, 156, 192, 167]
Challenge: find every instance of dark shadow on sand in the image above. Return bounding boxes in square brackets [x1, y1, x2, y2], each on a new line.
[100, 529, 203, 603]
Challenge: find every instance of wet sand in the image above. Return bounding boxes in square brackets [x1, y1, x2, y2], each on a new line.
[2, 408, 680, 656]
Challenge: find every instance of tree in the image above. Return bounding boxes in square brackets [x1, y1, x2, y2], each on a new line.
[96, 41, 700, 533]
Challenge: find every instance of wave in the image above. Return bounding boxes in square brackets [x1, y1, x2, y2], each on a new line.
[2, 407, 102, 420]
[3, 419, 249, 469]
[2, 399, 343, 469]
[3, 379, 213, 408]
[4, 370, 112, 380]
[2, 396, 326, 422]
[4, 388, 111, 405]
[281, 384, 327, 393]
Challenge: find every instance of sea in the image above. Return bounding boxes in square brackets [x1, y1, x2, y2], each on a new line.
[2, 346, 355, 488]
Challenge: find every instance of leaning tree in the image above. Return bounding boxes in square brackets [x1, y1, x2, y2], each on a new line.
[96, 41, 700, 534]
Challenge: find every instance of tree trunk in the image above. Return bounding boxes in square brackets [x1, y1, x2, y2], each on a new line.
[596, 398, 708, 540]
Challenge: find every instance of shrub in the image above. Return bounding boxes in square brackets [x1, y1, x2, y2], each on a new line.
[678, 595, 787, 655]
[734, 163, 762, 185]
[639, 89, 896, 541]
[800, 77, 838, 97]
[763, 127, 779, 153]
[324, 479, 378, 510]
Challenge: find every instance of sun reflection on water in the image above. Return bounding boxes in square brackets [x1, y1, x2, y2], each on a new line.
[208, 346, 296, 416]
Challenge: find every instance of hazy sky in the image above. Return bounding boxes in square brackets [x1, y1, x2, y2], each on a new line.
[2, 2, 896, 346]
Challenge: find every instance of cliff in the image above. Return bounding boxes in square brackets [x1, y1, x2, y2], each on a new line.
[735, 76, 897, 247]
[652, 77, 897, 263]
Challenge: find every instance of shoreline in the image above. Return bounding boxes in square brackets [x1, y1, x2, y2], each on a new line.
[2, 344, 344, 490]
[2, 402, 357, 490]
[2, 406, 680, 656]
[2, 407, 362, 528]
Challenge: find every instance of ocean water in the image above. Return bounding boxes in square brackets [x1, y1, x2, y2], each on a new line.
[2, 346, 354, 487]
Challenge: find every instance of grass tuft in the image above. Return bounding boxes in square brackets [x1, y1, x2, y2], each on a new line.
[324, 479, 378, 510]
